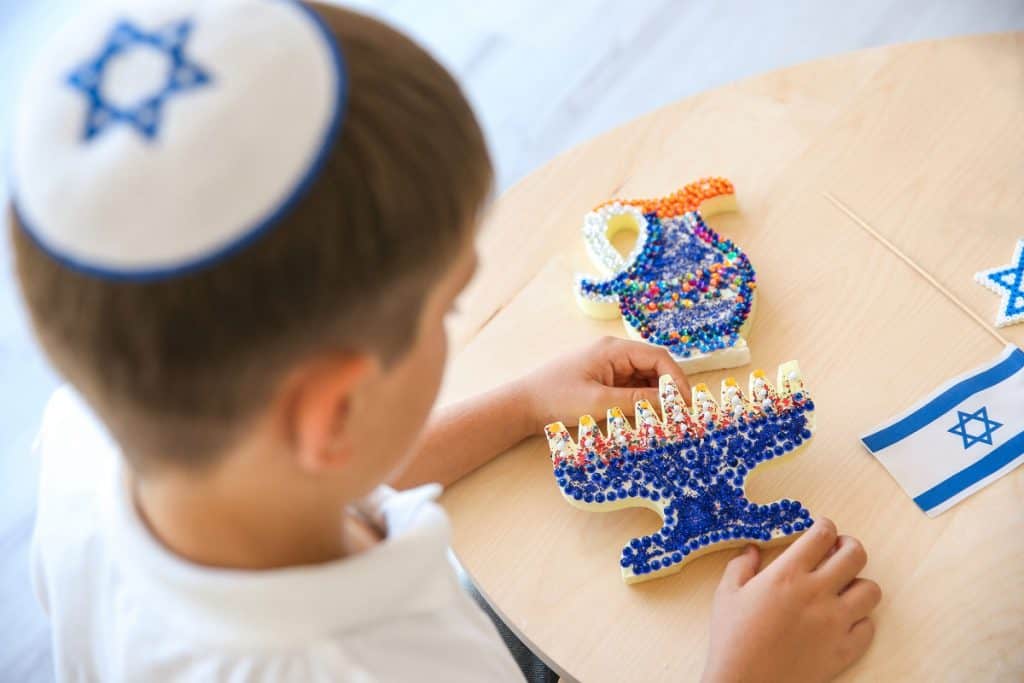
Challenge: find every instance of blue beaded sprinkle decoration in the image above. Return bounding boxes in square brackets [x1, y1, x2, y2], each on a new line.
[544, 361, 815, 584]
[574, 179, 755, 369]
[974, 238, 1024, 328]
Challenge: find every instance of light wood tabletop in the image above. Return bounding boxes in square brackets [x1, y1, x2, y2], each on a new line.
[439, 34, 1024, 682]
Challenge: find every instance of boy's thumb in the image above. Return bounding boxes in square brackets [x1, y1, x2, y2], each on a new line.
[721, 545, 761, 589]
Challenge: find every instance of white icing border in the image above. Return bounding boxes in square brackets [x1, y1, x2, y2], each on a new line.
[581, 203, 649, 276]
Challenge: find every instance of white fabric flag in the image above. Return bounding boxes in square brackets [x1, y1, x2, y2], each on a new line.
[861, 345, 1024, 517]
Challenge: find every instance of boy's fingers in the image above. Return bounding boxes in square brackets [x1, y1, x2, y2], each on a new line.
[817, 535, 868, 591]
[840, 578, 882, 622]
[843, 618, 876, 667]
[602, 338, 690, 399]
[629, 344, 690, 398]
[609, 386, 661, 414]
[778, 517, 838, 572]
[721, 545, 761, 589]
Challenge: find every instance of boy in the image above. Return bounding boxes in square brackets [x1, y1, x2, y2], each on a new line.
[10, 1, 880, 680]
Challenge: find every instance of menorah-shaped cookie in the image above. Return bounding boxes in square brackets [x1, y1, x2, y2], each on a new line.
[575, 178, 756, 374]
[544, 362, 815, 584]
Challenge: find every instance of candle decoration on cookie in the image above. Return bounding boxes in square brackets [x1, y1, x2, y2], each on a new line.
[544, 361, 815, 584]
[575, 178, 756, 373]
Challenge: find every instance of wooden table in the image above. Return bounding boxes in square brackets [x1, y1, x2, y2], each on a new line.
[440, 34, 1024, 682]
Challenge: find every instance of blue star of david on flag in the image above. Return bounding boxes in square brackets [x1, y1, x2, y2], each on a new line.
[947, 406, 1002, 450]
[862, 345, 1024, 517]
[975, 239, 1024, 328]
[66, 18, 211, 141]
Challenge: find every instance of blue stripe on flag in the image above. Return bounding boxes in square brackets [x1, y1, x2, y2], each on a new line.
[913, 429, 1024, 512]
[862, 348, 1024, 452]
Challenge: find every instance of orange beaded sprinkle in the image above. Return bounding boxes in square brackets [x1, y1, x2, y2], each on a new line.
[595, 176, 735, 219]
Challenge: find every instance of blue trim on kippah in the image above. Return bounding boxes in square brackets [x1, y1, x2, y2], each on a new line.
[12, 0, 348, 282]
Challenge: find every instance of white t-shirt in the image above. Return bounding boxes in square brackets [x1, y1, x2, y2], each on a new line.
[30, 387, 524, 682]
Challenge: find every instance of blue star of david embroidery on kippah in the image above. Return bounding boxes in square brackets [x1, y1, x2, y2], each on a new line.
[947, 406, 1002, 450]
[66, 18, 211, 142]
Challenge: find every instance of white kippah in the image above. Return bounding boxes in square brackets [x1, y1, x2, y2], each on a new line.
[9, 0, 346, 280]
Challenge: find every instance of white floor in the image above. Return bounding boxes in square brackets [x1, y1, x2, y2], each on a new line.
[0, 1, 1021, 679]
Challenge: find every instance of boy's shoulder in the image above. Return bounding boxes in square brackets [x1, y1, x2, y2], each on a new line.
[29, 390, 523, 682]
[30, 387, 121, 673]
[32, 386, 119, 575]
[35, 386, 119, 504]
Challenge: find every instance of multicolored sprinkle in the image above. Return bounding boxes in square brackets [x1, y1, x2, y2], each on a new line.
[576, 178, 755, 367]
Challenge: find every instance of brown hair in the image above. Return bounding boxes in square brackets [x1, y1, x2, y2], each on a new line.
[9, 3, 492, 470]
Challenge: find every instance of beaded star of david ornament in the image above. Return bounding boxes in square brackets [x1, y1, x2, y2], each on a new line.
[544, 362, 815, 584]
[9, 0, 346, 280]
[974, 239, 1024, 328]
[575, 178, 756, 373]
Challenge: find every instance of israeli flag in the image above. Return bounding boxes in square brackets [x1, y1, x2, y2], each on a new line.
[862, 345, 1024, 517]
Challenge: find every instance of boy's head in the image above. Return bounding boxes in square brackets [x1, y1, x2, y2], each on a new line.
[9, 2, 491, 490]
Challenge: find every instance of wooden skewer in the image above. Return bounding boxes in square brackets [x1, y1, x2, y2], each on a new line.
[823, 192, 1010, 348]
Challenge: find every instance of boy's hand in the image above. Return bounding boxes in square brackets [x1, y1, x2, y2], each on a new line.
[515, 336, 691, 433]
[703, 519, 881, 683]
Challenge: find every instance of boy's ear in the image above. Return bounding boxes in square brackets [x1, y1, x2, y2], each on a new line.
[280, 352, 379, 473]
